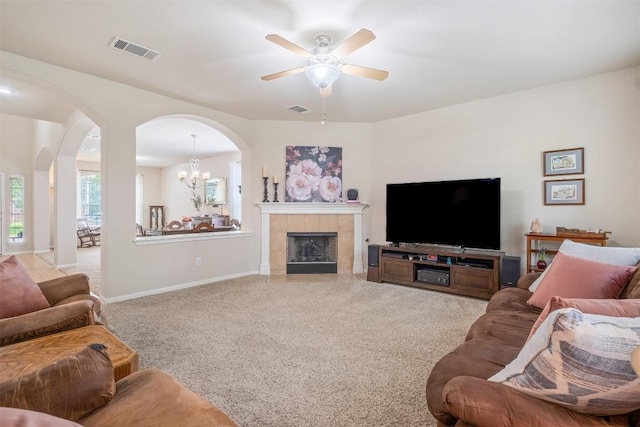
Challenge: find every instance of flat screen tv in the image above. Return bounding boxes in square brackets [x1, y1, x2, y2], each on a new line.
[386, 177, 501, 250]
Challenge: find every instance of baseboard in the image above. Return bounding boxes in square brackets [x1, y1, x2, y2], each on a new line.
[103, 270, 260, 303]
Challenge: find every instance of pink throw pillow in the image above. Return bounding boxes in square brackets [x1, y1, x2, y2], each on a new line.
[526, 252, 637, 309]
[528, 296, 640, 340]
[0, 256, 51, 319]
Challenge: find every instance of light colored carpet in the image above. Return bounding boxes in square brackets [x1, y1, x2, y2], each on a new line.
[105, 274, 487, 427]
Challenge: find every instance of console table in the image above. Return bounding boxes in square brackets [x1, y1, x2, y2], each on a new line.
[0, 325, 139, 382]
[525, 232, 609, 273]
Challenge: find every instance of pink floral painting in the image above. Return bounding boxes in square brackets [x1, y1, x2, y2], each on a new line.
[285, 146, 342, 202]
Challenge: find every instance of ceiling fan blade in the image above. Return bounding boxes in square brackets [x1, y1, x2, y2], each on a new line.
[261, 67, 305, 81]
[341, 64, 389, 81]
[265, 34, 313, 58]
[331, 28, 376, 57]
[319, 86, 332, 97]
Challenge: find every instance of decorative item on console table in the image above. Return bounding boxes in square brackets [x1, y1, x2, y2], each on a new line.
[536, 248, 547, 269]
[149, 205, 165, 229]
[530, 218, 542, 233]
[191, 192, 203, 216]
[182, 216, 193, 229]
[556, 227, 611, 240]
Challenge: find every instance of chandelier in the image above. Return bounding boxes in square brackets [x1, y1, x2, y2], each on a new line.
[177, 134, 210, 190]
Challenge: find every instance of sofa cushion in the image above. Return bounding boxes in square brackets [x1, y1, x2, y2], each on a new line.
[528, 296, 640, 340]
[442, 376, 632, 427]
[489, 308, 640, 416]
[526, 252, 636, 309]
[529, 240, 640, 292]
[0, 407, 82, 426]
[0, 256, 51, 319]
[78, 368, 238, 427]
[0, 344, 115, 421]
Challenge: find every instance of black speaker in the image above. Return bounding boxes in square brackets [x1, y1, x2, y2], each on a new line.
[368, 244, 380, 267]
[367, 244, 380, 282]
[501, 256, 521, 287]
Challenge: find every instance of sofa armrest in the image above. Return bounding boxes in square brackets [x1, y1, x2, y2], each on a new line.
[37, 273, 91, 306]
[442, 376, 629, 427]
[515, 272, 541, 290]
[0, 300, 96, 346]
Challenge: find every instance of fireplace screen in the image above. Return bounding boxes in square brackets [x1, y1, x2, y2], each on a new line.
[287, 232, 337, 274]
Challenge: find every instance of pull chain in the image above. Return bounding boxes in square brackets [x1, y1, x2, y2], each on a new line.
[321, 91, 327, 124]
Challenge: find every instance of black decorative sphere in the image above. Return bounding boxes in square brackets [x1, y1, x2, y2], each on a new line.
[347, 189, 359, 201]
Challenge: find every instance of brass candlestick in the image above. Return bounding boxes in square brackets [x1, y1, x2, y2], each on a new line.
[273, 182, 279, 202]
[262, 177, 269, 202]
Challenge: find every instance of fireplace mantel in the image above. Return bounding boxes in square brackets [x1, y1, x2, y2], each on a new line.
[257, 202, 368, 275]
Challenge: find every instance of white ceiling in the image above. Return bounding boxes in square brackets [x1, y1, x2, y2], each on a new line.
[1, 1, 639, 164]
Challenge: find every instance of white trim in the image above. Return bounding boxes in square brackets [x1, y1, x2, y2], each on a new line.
[103, 270, 258, 303]
[257, 202, 367, 215]
[134, 230, 252, 246]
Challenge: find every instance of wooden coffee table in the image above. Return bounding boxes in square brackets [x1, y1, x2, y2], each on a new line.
[0, 325, 139, 382]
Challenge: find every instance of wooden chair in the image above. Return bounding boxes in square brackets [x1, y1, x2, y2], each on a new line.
[136, 223, 145, 237]
[194, 223, 214, 233]
[76, 219, 101, 247]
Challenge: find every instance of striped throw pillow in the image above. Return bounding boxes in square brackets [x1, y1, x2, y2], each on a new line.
[489, 308, 640, 416]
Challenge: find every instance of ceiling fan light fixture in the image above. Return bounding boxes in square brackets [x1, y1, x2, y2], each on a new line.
[305, 63, 341, 89]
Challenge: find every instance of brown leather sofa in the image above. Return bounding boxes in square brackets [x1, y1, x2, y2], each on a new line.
[426, 266, 640, 427]
[0, 343, 237, 426]
[0, 273, 105, 346]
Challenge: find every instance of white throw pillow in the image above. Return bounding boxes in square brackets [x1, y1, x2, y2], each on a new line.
[489, 308, 640, 416]
[528, 239, 640, 292]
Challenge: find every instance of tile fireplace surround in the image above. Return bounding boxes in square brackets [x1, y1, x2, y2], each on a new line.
[257, 203, 368, 275]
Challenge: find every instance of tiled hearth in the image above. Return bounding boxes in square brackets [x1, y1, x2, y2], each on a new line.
[257, 203, 368, 275]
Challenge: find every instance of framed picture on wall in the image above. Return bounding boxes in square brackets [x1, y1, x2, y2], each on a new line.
[543, 147, 584, 176]
[544, 178, 585, 205]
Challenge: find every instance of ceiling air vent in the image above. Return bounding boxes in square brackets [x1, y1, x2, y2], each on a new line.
[110, 37, 160, 61]
[288, 105, 311, 114]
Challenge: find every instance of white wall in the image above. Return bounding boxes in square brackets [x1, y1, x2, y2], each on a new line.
[371, 67, 640, 268]
[2, 48, 638, 297]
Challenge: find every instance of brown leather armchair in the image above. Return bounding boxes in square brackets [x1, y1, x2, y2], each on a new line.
[0, 273, 106, 346]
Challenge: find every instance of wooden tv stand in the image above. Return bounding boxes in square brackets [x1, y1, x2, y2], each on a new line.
[375, 244, 503, 300]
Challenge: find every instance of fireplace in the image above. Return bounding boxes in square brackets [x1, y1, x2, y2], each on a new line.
[287, 232, 337, 274]
[257, 202, 367, 275]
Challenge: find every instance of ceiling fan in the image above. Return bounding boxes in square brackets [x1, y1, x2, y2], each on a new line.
[261, 28, 389, 97]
